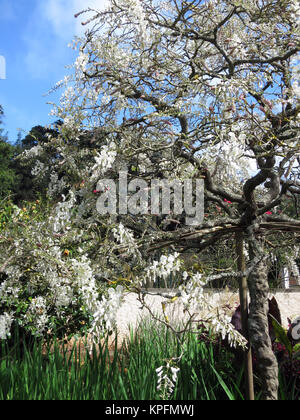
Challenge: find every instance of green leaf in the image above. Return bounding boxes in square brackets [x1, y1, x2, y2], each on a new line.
[210, 364, 235, 400]
[270, 315, 293, 357]
[293, 343, 300, 359]
[293, 343, 300, 353]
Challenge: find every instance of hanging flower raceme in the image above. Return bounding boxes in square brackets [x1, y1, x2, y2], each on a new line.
[91, 144, 117, 176]
[156, 362, 180, 399]
[144, 253, 182, 286]
[0, 312, 14, 340]
[90, 285, 124, 338]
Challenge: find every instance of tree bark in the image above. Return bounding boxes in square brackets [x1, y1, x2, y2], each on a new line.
[235, 232, 255, 400]
[247, 253, 279, 400]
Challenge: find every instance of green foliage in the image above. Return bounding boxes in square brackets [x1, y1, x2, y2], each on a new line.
[271, 316, 293, 357]
[0, 197, 106, 342]
[0, 321, 243, 400]
[0, 140, 19, 201]
[0, 107, 65, 204]
[271, 316, 300, 399]
[0, 319, 298, 400]
[0, 106, 20, 200]
[0, 200, 19, 231]
[11, 123, 61, 203]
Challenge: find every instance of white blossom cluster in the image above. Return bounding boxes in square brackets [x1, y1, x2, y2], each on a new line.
[71, 255, 99, 313]
[111, 223, 141, 260]
[50, 192, 76, 232]
[112, 223, 135, 245]
[0, 206, 124, 341]
[210, 316, 248, 349]
[63, 115, 81, 131]
[0, 238, 123, 341]
[49, 276, 74, 310]
[290, 0, 300, 23]
[75, 52, 89, 72]
[179, 272, 206, 310]
[31, 160, 46, 176]
[127, 0, 149, 44]
[47, 172, 67, 198]
[144, 253, 182, 286]
[21, 145, 43, 159]
[178, 272, 247, 349]
[91, 144, 117, 176]
[0, 312, 14, 340]
[91, 285, 124, 338]
[201, 135, 256, 189]
[107, 0, 150, 45]
[290, 55, 300, 99]
[24, 297, 49, 337]
[223, 33, 247, 59]
[111, 223, 141, 261]
[0, 279, 21, 300]
[156, 362, 180, 399]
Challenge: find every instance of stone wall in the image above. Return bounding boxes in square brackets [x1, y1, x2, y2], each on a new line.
[115, 289, 300, 342]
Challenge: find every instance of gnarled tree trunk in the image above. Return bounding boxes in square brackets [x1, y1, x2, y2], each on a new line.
[247, 254, 279, 400]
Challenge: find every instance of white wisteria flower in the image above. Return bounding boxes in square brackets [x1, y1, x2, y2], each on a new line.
[25, 297, 49, 337]
[0, 312, 14, 340]
[210, 316, 248, 349]
[75, 52, 89, 72]
[144, 253, 181, 285]
[91, 285, 124, 338]
[112, 223, 135, 245]
[31, 160, 45, 176]
[156, 362, 180, 399]
[92, 144, 117, 175]
[50, 191, 76, 232]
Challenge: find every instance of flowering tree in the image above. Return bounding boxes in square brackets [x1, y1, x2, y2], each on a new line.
[1, 0, 300, 400]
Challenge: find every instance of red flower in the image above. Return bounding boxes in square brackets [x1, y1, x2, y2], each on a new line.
[93, 189, 100, 194]
[265, 211, 272, 215]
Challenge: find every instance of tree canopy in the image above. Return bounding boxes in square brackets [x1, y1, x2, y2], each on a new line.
[0, 106, 19, 200]
[1, 0, 299, 400]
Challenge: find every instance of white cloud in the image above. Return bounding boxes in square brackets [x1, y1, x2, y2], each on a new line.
[40, 0, 109, 40]
[22, 0, 108, 80]
[0, 55, 6, 80]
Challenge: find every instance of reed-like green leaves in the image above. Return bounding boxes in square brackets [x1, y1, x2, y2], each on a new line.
[0, 320, 297, 400]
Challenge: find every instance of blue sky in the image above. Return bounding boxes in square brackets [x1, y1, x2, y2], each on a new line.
[0, 0, 108, 143]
